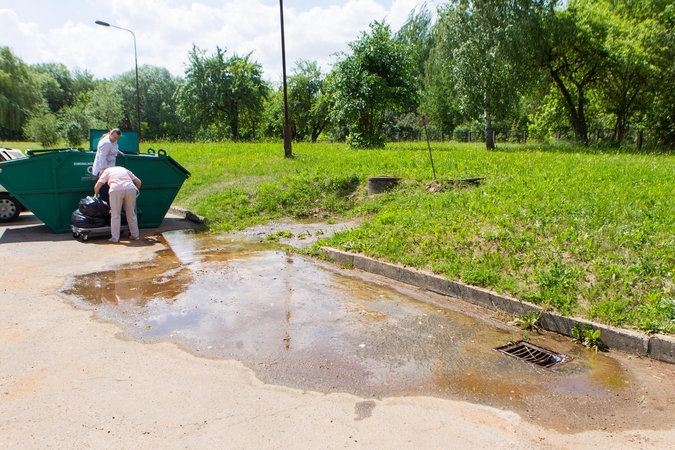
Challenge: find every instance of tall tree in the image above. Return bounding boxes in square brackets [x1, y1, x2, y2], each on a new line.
[600, 0, 664, 142]
[396, 4, 434, 79]
[330, 21, 418, 148]
[176, 46, 229, 140]
[226, 53, 268, 140]
[86, 80, 124, 130]
[176, 46, 268, 141]
[644, 0, 675, 145]
[538, 1, 609, 145]
[0, 47, 41, 140]
[431, 0, 546, 150]
[287, 60, 330, 142]
[71, 69, 95, 99]
[115, 65, 183, 140]
[32, 62, 74, 112]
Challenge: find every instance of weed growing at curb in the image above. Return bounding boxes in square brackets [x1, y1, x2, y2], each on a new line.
[513, 311, 543, 332]
[572, 323, 604, 352]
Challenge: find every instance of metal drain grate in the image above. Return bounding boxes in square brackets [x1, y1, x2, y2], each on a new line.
[494, 341, 570, 368]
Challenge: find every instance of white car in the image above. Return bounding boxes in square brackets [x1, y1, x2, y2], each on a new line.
[0, 148, 27, 222]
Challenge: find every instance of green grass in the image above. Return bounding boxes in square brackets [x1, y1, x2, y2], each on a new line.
[1, 141, 49, 151]
[159, 141, 675, 335]
[8, 139, 675, 334]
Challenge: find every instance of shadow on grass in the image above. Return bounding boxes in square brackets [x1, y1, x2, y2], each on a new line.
[495, 141, 675, 156]
[385, 141, 674, 156]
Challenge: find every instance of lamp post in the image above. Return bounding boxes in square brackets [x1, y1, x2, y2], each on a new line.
[278, 0, 292, 158]
[95, 20, 142, 142]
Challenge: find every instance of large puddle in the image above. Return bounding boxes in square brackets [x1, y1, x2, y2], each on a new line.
[61, 230, 675, 432]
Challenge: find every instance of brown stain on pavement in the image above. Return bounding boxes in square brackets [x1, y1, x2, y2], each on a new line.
[5, 369, 48, 401]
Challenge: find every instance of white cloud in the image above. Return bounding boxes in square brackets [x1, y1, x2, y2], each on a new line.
[1, 1, 438, 80]
[0, 9, 47, 63]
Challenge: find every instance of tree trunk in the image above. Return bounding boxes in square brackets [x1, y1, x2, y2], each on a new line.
[613, 114, 627, 143]
[550, 70, 589, 145]
[484, 108, 494, 150]
[484, 88, 495, 150]
[230, 120, 238, 140]
[574, 87, 589, 145]
[230, 104, 239, 140]
[311, 119, 327, 143]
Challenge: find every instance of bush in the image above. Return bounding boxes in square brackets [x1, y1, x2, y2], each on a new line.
[346, 131, 385, 149]
[23, 103, 61, 147]
[60, 106, 90, 148]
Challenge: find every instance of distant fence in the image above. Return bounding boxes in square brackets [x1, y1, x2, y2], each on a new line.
[386, 128, 660, 150]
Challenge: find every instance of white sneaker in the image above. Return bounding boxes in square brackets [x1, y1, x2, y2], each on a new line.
[108, 238, 119, 243]
[129, 235, 140, 241]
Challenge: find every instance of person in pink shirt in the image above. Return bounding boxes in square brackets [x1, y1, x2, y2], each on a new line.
[94, 166, 142, 243]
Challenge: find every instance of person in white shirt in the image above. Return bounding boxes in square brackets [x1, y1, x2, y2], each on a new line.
[92, 129, 124, 176]
[94, 166, 142, 243]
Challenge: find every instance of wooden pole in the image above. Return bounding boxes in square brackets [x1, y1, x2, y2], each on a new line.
[279, 0, 292, 158]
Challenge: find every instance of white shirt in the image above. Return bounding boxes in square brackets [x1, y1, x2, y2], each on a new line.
[92, 135, 119, 176]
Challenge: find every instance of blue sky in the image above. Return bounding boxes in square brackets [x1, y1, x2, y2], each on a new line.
[0, 0, 436, 81]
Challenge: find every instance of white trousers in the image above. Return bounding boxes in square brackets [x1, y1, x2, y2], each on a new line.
[109, 188, 139, 240]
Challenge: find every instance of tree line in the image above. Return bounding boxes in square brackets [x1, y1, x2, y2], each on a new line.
[1, 0, 673, 149]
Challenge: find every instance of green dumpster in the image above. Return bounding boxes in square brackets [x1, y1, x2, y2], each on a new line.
[89, 129, 140, 154]
[0, 148, 190, 233]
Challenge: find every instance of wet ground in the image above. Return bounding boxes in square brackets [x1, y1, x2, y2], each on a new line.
[60, 229, 675, 434]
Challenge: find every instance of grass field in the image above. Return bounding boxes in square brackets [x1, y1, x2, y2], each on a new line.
[4, 139, 675, 334]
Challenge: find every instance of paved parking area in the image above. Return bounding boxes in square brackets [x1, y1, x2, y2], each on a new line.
[1, 213, 674, 449]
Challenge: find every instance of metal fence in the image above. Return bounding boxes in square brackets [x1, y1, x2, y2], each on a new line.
[385, 127, 663, 150]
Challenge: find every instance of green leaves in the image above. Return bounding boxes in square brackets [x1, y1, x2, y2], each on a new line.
[0, 46, 41, 139]
[175, 46, 269, 141]
[330, 21, 418, 148]
[429, 0, 545, 149]
[22, 100, 60, 147]
[572, 322, 604, 352]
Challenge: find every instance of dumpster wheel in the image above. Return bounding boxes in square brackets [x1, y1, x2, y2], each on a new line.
[72, 230, 89, 242]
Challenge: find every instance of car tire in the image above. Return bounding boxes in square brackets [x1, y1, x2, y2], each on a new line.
[0, 193, 21, 223]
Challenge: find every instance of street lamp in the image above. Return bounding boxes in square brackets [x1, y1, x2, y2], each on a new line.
[278, 0, 292, 158]
[95, 20, 142, 142]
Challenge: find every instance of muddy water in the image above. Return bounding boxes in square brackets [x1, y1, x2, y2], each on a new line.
[61, 230, 675, 432]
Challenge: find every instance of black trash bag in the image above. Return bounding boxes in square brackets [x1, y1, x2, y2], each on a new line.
[78, 196, 110, 218]
[71, 210, 106, 228]
[99, 183, 110, 205]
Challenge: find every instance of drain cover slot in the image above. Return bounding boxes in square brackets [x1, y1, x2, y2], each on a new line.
[494, 341, 570, 368]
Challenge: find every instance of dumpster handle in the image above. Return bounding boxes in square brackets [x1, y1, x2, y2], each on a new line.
[147, 148, 156, 154]
[26, 148, 73, 156]
[158, 149, 167, 156]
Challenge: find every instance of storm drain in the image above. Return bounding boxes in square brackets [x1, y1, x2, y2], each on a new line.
[494, 341, 570, 368]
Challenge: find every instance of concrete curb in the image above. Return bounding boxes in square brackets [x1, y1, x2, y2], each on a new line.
[168, 206, 204, 224]
[320, 247, 674, 364]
